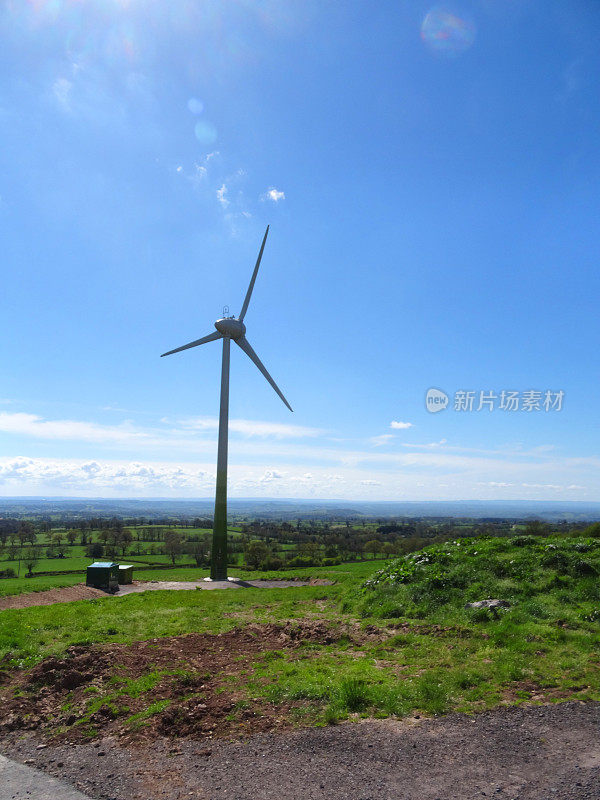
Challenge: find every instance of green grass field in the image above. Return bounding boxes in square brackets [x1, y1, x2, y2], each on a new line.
[1, 538, 598, 735]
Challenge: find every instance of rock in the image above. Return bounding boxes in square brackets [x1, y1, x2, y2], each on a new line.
[465, 599, 510, 610]
[465, 599, 510, 619]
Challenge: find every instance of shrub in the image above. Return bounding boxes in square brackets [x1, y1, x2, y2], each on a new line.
[260, 556, 283, 571]
[0, 568, 16, 579]
[574, 560, 597, 577]
[287, 556, 322, 568]
[511, 536, 536, 547]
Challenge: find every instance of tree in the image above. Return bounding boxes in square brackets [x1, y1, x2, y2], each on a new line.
[120, 529, 133, 556]
[382, 542, 396, 559]
[188, 539, 209, 568]
[365, 540, 382, 559]
[86, 542, 104, 559]
[525, 520, 550, 537]
[23, 546, 41, 577]
[582, 522, 600, 538]
[164, 531, 183, 564]
[52, 534, 66, 558]
[66, 530, 77, 546]
[18, 522, 36, 546]
[244, 540, 270, 570]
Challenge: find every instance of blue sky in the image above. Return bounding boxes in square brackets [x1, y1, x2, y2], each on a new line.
[1, 0, 599, 500]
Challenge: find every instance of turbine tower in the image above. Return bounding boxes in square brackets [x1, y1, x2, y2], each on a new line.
[161, 226, 292, 580]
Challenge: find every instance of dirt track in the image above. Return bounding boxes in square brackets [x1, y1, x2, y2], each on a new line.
[0, 584, 106, 611]
[2, 701, 599, 799]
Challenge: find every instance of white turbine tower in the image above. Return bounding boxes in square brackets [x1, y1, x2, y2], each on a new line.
[161, 226, 292, 580]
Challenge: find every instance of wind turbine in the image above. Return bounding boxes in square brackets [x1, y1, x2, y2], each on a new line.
[161, 226, 292, 581]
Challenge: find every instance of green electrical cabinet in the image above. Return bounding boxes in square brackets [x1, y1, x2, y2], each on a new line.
[86, 562, 119, 592]
[118, 564, 134, 585]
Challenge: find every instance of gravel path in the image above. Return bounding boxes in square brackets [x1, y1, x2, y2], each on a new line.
[2, 701, 599, 799]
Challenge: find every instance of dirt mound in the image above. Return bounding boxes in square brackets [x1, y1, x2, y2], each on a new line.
[0, 622, 343, 743]
[0, 584, 107, 612]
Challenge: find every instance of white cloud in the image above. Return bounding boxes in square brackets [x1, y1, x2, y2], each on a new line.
[0, 408, 598, 500]
[260, 469, 284, 483]
[390, 420, 413, 429]
[216, 184, 229, 208]
[0, 457, 211, 495]
[370, 434, 394, 447]
[177, 416, 323, 439]
[261, 187, 285, 203]
[0, 411, 322, 450]
[401, 438, 447, 449]
[0, 452, 595, 500]
[190, 163, 207, 185]
[0, 412, 153, 446]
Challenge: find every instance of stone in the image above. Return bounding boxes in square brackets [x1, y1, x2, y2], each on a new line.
[465, 599, 510, 609]
[465, 599, 511, 619]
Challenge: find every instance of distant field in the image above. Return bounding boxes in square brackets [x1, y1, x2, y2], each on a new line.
[0, 555, 384, 597]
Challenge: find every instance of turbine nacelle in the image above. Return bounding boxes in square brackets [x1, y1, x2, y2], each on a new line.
[160, 224, 291, 412]
[215, 317, 246, 339]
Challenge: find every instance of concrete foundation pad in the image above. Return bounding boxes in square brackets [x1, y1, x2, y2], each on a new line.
[0, 754, 94, 800]
[114, 578, 331, 595]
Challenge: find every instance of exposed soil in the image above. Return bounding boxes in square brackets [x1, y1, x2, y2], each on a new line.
[0, 622, 344, 744]
[0, 584, 106, 612]
[1, 702, 599, 799]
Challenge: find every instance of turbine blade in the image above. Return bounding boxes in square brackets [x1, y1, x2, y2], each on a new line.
[161, 330, 221, 357]
[238, 226, 269, 322]
[235, 336, 292, 412]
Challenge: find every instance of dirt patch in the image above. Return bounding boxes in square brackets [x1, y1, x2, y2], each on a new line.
[0, 584, 107, 612]
[0, 622, 342, 744]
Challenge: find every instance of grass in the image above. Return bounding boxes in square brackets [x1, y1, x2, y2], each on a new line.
[2, 537, 600, 731]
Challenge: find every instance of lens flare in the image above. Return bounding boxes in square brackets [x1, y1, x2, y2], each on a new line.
[187, 97, 204, 114]
[421, 6, 475, 56]
[194, 120, 217, 145]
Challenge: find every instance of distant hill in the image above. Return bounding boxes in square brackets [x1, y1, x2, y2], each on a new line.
[0, 497, 599, 522]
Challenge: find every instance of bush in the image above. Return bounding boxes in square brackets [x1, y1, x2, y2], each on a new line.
[0, 568, 16, 579]
[511, 536, 536, 547]
[260, 556, 284, 571]
[574, 560, 597, 577]
[287, 556, 322, 568]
